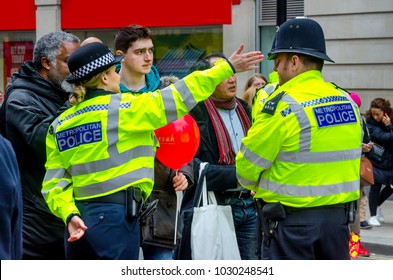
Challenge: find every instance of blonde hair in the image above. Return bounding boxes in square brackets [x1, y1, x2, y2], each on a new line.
[240, 86, 258, 107]
[69, 71, 106, 105]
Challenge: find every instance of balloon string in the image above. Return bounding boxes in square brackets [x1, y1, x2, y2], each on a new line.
[174, 168, 180, 245]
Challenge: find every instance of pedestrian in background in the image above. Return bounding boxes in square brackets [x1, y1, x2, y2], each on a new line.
[0, 134, 22, 260]
[240, 73, 267, 107]
[42, 42, 263, 259]
[0, 31, 80, 259]
[348, 92, 371, 258]
[80, 37, 102, 46]
[243, 73, 268, 91]
[236, 17, 362, 260]
[364, 97, 393, 227]
[114, 24, 161, 93]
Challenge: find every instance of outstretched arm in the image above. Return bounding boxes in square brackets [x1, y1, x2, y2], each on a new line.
[228, 44, 264, 73]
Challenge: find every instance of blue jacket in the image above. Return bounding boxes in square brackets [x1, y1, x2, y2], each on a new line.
[0, 61, 67, 258]
[0, 135, 22, 259]
[119, 65, 161, 93]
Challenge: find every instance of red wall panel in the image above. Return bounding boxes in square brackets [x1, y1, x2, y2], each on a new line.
[61, 0, 232, 29]
[0, 0, 36, 30]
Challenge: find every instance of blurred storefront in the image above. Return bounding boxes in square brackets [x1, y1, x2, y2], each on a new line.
[0, 0, 238, 95]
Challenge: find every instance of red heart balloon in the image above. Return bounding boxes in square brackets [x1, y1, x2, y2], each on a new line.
[155, 114, 200, 170]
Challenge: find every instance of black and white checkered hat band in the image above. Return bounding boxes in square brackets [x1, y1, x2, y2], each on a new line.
[70, 53, 115, 80]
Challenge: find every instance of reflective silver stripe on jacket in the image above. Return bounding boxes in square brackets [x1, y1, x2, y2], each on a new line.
[236, 145, 272, 187]
[43, 168, 70, 183]
[283, 95, 312, 151]
[50, 116, 61, 134]
[160, 86, 178, 123]
[238, 176, 258, 188]
[73, 167, 154, 197]
[172, 79, 197, 111]
[277, 148, 361, 163]
[259, 178, 360, 197]
[42, 173, 71, 197]
[264, 84, 277, 95]
[240, 144, 272, 169]
[69, 145, 154, 176]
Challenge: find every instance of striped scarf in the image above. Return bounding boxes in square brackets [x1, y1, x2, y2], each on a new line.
[205, 97, 251, 164]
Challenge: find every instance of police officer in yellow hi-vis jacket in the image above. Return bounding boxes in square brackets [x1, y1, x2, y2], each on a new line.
[41, 42, 263, 259]
[236, 18, 362, 260]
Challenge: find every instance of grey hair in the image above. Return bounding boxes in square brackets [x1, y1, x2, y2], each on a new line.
[33, 31, 80, 69]
[159, 75, 179, 89]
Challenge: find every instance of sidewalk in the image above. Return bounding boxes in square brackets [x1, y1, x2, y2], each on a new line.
[360, 199, 393, 256]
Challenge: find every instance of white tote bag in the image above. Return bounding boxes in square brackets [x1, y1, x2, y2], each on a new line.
[190, 162, 241, 260]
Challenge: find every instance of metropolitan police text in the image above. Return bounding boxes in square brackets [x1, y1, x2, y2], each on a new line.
[56, 121, 102, 151]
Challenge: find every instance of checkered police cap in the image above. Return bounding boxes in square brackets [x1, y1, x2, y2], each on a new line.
[66, 42, 123, 84]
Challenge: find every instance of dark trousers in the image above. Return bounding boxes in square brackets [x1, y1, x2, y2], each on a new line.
[369, 183, 393, 216]
[66, 202, 140, 260]
[263, 206, 349, 260]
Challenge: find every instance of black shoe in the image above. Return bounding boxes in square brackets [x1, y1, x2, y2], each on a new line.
[360, 221, 372, 229]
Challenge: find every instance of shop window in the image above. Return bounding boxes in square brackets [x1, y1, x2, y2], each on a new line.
[0, 32, 35, 94]
[153, 27, 223, 78]
[81, 26, 223, 80]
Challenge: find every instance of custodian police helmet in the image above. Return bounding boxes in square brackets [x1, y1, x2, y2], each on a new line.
[268, 17, 334, 63]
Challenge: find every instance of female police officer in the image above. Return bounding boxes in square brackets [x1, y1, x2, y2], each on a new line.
[41, 42, 262, 259]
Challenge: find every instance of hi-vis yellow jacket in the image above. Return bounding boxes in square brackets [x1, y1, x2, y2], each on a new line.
[236, 70, 362, 208]
[42, 59, 235, 223]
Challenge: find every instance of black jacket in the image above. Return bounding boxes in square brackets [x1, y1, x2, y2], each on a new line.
[141, 158, 194, 249]
[0, 61, 70, 259]
[366, 117, 393, 170]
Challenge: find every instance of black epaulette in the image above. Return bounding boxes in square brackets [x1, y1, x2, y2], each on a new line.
[261, 91, 286, 115]
[330, 82, 349, 94]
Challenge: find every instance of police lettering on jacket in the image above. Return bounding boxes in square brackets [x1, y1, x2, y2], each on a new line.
[56, 122, 102, 151]
[313, 103, 357, 128]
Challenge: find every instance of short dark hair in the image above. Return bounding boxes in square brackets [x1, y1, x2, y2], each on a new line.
[190, 52, 227, 73]
[285, 53, 324, 72]
[115, 24, 153, 53]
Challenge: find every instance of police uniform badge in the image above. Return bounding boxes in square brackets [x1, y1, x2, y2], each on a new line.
[261, 91, 286, 115]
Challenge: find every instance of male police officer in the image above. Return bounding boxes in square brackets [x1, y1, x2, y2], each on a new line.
[236, 17, 362, 260]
